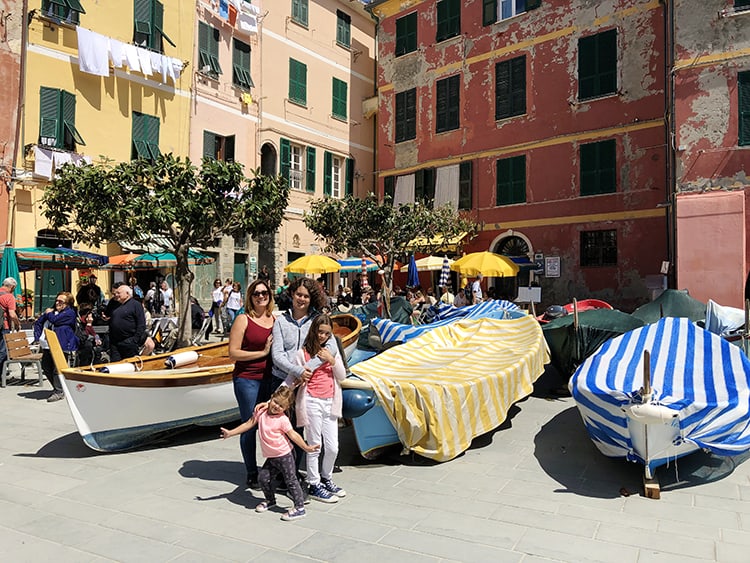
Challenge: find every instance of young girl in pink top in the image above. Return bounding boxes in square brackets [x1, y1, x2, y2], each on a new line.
[221, 386, 318, 521]
[286, 314, 347, 503]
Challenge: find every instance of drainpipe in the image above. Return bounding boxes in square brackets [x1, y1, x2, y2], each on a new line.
[664, 0, 676, 289]
[8, 0, 29, 246]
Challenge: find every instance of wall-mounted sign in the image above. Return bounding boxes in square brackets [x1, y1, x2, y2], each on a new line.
[545, 256, 560, 278]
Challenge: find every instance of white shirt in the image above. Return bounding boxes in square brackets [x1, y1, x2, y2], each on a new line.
[212, 286, 224, 305]
[161, 287, 173, 307]
[226, 290, 242, 310]
[471, 280, 483, 303]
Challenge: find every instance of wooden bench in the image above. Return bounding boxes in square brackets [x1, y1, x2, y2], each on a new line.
[1, 331, 43, 387]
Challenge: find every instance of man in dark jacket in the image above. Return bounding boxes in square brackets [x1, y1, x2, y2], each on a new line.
[104, 284, 146, 361]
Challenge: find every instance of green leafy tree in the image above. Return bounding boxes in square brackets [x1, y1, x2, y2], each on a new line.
[304, 194, 478, 316]
[42, 154, 290, 346]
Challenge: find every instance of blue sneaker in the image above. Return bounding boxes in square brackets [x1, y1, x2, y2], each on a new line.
[308, 482, 339, 503]
[321, 478, 346, 498]
[281, 507, 306, 521]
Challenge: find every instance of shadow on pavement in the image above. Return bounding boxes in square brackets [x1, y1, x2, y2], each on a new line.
[15, 432, 100, 459]
[655, 448, 750, 492]
[534, 405, 642, 498]
[17, 389, 51, 401]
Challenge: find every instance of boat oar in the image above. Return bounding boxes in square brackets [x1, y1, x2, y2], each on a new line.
[641, 349, 652, 403]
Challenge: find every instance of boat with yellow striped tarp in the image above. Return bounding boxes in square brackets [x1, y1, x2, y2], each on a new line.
[345, 315, 550, 462]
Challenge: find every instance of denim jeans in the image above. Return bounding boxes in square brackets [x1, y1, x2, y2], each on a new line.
[233, 376, 261, 477]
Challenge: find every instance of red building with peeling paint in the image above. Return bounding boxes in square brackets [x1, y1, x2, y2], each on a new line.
[369, 0, 670, 311]
[671, 0, 750, 308]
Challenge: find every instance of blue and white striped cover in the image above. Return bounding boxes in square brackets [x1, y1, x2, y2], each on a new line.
[372, 299, 523, 345]
[571, 317, 750, 460]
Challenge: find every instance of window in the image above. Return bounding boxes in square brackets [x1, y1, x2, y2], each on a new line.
[581, 230, 617, 267]
[496, 155, 526, 205]
[291, 0, 308, 27]
[38, 87, 86, 151]
[203, 131, 235, 162]
[332, 78, 348, 120]
[289, 58, 307, 106]
[336, 10, 351, 48]
[578, 29, 617, 100]
[495, 56, 526, 120]
[290, 144, 303, 190]
[739, 71, 750, 146]
[324, 152, 353, 198]
[580, 139, 616, 195]
[131, 111, 160, 161]
[395, 88, 417, 143]
[198, 22, 222, 77]
[133, 0, 175, 53]
[384, 176, 395, 201]
[436, 0, 460, 42]
[42, 0, 85, 24]
[458, 161, 472, 210]
[414, 168, 436, 206]
[483, 0, 541, 26]
[232, 39, 253, 90]
[395, 12, 417, 56]
[436, 75, 460, 133]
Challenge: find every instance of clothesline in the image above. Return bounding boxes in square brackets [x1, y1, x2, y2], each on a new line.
[76, 26, 185, 84]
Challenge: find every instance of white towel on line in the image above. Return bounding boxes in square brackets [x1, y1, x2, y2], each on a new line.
[124, 44, 141, 72]
[34, 147, 54, 180]
[238, 12, 258, 33]
[76, 26, 110, 77]
[109, 38, 126, 69]
[137, 47, 153, 76]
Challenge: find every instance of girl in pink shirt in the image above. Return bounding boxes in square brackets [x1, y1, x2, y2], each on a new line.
[287, 314, 347, 503]
[221, 386, 318, 521]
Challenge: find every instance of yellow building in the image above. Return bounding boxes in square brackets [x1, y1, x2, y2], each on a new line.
[14, 0, 194, 307]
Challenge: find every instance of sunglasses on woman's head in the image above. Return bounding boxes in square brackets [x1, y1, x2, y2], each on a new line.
[252, 290, 269, 298]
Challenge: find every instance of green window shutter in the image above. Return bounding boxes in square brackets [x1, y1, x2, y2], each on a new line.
[153, 0, 175, 49]
[323, 151, 332, 196]
[198, 22, 210, 71]
[436, 1, 448, 42]
[132, 112, 148, 159]
[280, 138, 291, 181]
[395, 12, 417, 56]
[739, 72, 750, 146]
[289, 59, 307, 105]
[579, 29, 617, 100]
[580, 140, 616, 195]
[145, 114, 160, 160]
[133, 0, 151, 48]
[415, 168, 434, 204]
[61, 90, 84, 149]
[292, 0, 308, 27]
[496, 155, 526, 205]
[336, 10, 351, 48]
[209, 26, 222, 75]
[332, 78, 347, 120]
[482, 0, 497, 25]
[305, 146, 316, 192]
[436, 75, 460, 132]
[384, 176, 395, 201]
[203, 130, 216, 159]
[458, 161, 472, 210]
[232, 40, 253, 89]
[39, 87, 61, 147]
[436, 0, 460, 42]
[496, 56, 526, 119]
[345, 158, 354, 196]
[395, 88, 417, 142]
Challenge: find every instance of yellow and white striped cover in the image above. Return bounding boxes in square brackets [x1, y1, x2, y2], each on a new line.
[349, 315, 550, 461]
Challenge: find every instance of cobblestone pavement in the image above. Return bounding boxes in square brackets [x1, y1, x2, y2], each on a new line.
[2, 371, 750, 562]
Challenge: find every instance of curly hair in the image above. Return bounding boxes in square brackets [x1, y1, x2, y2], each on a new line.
[288, 277, 326, 312]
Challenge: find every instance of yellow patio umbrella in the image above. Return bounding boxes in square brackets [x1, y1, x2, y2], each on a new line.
[450, 251, 520, 277]
[399, 255, 454, 272]
[284, 255, 341, 275]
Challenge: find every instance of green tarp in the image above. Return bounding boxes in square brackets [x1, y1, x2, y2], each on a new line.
[631, 289, 706, 324]
[543, 309, 645, 376]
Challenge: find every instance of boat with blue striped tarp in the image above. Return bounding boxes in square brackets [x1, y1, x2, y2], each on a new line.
[570, 317, 750, 480]
[371, 299, 523, 347]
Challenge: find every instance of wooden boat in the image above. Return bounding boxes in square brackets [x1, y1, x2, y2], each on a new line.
[332, 313, 362, 360]
[45, 313, 362, 453]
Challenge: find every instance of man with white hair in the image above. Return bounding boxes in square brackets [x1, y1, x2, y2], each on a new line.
[0, 277, 21, 375]
[105, 284, 146, 361]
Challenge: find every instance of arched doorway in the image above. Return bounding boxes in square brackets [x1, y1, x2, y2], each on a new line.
[492, 234, 532, 300]
[260, 142, 277, 176]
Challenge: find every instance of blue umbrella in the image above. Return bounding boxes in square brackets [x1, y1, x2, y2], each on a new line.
[438, 256, 450, 288]
[0, 247, 22, 297]
[407, 255, 419, 288]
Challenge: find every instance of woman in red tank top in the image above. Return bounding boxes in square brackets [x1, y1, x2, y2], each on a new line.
[228, 278, 275, 489]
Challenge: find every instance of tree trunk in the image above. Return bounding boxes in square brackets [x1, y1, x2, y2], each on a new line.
[174, 242, 194, 348]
